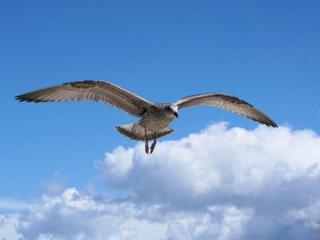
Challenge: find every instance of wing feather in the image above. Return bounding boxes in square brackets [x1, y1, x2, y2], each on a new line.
[16, 80, 153, 117]
[175, 93, 277, 127]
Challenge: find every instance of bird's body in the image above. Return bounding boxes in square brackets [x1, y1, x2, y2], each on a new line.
[16, 80, 278, 154]
[139, 105, 175, 132]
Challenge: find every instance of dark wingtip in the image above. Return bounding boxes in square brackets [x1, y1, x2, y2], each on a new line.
[15, 95, 25, 102]
[15, 94, 41, 103]
[257, 118, 278, 128]
[267, 121, 278, 128]
[269, 120, 278, 128]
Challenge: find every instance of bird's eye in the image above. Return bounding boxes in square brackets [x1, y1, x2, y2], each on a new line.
[165, 106, 171, 111]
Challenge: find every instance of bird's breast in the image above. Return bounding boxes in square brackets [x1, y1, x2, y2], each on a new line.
[139, 110, 174, 132]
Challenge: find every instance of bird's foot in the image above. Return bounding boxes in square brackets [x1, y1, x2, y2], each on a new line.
[144, 129, 149, 154]
[145, 141, 149, 154]
[150, 142, 156, 154]
[150, 134, 157, 154]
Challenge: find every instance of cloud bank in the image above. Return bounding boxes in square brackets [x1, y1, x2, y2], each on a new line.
[1, 123, 320, 239]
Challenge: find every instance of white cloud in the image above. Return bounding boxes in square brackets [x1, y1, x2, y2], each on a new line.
[290, 199, 320, 231]
[98, 123, 320, 208]
[1, 123, 320, 239]
[12, 188, 169, 240]
[0, 188, 252, 240]
[97, 122, 320, 238]
[0, 214, 22, 240]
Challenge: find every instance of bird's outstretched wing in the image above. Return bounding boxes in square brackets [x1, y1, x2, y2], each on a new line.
[175, 93, 278, 127]
[16, 80, 153, 117]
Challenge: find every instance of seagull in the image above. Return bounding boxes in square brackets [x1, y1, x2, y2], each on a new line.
[16, 80, 278, 154]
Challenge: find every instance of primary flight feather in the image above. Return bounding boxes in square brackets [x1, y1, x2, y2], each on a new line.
[16, 80, 278, 154]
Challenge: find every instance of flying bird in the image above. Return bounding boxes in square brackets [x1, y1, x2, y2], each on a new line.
[16, 80, 278, 154]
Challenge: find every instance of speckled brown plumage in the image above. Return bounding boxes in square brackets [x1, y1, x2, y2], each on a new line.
[16, 80, 278, 154]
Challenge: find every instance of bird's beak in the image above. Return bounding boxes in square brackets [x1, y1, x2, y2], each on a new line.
[174, 112, 178, 118]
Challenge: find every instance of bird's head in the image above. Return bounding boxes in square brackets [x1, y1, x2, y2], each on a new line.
[164, 105, 179, 118]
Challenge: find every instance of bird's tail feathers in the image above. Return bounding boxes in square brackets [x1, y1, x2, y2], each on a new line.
[116, 123, 174, 141]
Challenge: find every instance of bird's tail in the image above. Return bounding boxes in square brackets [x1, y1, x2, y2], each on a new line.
[116, 123, 174, 141]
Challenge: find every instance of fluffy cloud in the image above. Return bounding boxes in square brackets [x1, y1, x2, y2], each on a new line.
[97, 122, 320, 238]
[1, 123, 320, 239]
[16, 188, 166, 240]
[0, 188, 253, 240]
[0, 214, 22, 240]
[98, 123, 320, 207]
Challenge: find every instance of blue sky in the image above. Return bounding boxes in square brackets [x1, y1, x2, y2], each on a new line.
[1, 0, 320, 207]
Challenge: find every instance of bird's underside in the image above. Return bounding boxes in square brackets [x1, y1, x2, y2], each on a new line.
[16, 80, 278, 154]
[116, 123, 174, 153]
[116, 123, 174, 141]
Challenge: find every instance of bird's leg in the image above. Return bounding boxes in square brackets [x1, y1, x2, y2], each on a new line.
[144, 129, 149, 154]
[150, 132, 157, 154]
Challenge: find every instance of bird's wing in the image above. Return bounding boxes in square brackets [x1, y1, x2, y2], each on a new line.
[175, 93, 278, 127]
[16, 80, 153, 117]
